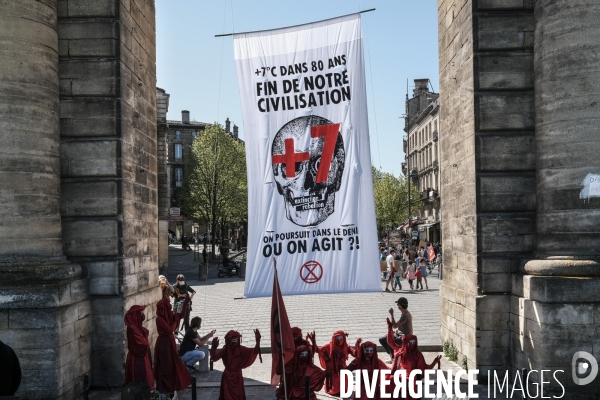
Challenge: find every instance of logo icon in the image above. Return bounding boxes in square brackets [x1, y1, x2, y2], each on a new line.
[572, 351, 598, 385]
[272, 116, 345, 227]
[300, 261, 323, 284]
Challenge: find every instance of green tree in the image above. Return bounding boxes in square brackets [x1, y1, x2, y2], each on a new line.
[372, 166, 420, 237]
[182, 123, 247, 253]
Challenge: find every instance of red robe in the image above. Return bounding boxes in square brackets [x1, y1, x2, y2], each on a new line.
[386, 331, 438, 400]
[286, 345, 326, 400]
[347, 341, 390, 400]
[154, 298, 191, 393]
[211, 330, 259, 400]
[277, 328, 317, 399]
[124, 305, 154, 390]
[317, 330, 356, 395]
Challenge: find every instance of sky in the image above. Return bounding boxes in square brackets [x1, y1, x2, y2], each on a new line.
[156, 0, 439, 175]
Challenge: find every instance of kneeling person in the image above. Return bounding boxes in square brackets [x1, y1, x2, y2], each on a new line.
[179, 317, 215, 372]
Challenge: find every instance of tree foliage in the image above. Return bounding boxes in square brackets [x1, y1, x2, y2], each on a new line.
[372, 166, 420, 233]
[182, 123, 247, 250]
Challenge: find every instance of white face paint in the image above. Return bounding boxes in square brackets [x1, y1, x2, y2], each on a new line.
[364, 347, 374, 354]
[335, 335, 344, 341]
[300, 351, 309, 357]
[231, 338, 238, 343]
[409, 340, 416, 346]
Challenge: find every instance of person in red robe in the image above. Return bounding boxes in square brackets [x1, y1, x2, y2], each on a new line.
[286, 345, 326, 400]
[386, 318, 440, 399]
[124, 305, 154, 390]
[154, 297, 191, 398]
[347, 339, 390, 400]
[317, 330, 356, 396]
[210, 329, 261, 400]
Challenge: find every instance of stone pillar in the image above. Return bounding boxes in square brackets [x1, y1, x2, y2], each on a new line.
[58, 0, 161, 388]
[157, 88, 170, 272]
[0, 1, 91, 399]
[512, 0, 600, 397]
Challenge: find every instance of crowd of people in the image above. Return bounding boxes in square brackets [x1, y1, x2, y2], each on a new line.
[381, 241, 441, 293]
[123, 272, 441, 400]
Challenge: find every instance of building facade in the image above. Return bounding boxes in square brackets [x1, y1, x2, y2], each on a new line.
[165, 112, 239, 239]
[403, 79, 441, 243]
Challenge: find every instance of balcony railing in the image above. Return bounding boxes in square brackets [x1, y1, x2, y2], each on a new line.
[433, 160, 439, 170]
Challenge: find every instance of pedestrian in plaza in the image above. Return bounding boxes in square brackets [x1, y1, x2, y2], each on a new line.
[393, 250, 403, 291]
[202, 246, 208, 265]
[179, 317, 216, 372]
[154, 298, 191, 399]
[181, 235, 192, 251]
[384, 250, 397, 292]
[318, 330, 356, 396]
[378, 297, 413, 363]
[210, 329, 262, 400]
[124, 305, 154, 391]
[405, 262, 417, 290]
[0, 340, 21, 396]
[347, 339, 389, 399]
[415, 265, 423, 290]
[174, 274, 196, 331]
[419, 257, 429, 290]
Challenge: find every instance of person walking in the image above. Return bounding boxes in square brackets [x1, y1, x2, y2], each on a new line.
[404, 262, 416, 290]
[384, 250, 397, 292]
[415, 265, 423, 290]
[419, 257, 429, 290]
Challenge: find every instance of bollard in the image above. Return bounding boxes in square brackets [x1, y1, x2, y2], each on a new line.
[83, 374, 89, 400]
[522, 368, 528, 400]
[305, 374, 310, 400]
[192, 376, 197, 400]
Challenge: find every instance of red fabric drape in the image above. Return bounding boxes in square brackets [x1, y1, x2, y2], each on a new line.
[124, 305, 154, 390]
[286, 345, 326, 400]
[347, 341, 389, 400]
[211, 330, 259, 400]
[317, 330, 356, 395]
[271, 267, 295, 387]
[153, 298, 191, 393]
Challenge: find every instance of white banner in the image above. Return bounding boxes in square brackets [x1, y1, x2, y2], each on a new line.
[234, 13, 380, 297]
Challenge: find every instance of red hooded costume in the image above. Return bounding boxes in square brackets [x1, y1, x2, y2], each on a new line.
[386, 321, 440, 400]
[347, 340, 390, 400]
[154, 297, 191, 394]
[284, 345, 326, 400]
[317, 330, 356, 395]
[277, 327, 314, 399]
[210, 330, 261, 400]
[124, 305, 154, 390]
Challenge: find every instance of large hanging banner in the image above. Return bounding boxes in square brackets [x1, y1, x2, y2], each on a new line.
[234, 13, 380, 297]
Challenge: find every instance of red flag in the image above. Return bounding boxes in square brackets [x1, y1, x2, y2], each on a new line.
[270, 260, 295, 388]
[428, 244, 436, 262]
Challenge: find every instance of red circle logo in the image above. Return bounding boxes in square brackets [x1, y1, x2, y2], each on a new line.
[300, 261, 323, 284]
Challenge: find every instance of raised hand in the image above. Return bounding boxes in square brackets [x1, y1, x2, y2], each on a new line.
[386, 317, 393, 329]
[355, 338, 362, 348]
[254, 329, 261, 341]
[212, 337, 219, 348]
[389, 308, 394, 316]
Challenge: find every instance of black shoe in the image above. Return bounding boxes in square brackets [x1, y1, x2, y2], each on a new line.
[186, 364, 197, 373]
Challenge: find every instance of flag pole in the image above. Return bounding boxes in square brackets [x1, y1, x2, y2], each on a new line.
[273, 257, 288, 400]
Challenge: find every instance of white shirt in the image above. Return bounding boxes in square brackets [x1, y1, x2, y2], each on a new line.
[386, 254, 395, 272]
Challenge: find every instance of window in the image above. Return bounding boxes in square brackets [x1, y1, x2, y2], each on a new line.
[175, 168, 183, 187]
[192, 131, 197, 139]
[175, 144, 183, 159]
[175, 130, 181, 139]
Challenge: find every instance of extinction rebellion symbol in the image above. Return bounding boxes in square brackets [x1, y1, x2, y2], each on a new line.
[300, 261, 323, 284]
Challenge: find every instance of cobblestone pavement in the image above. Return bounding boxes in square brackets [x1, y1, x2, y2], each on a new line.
[167, 244, 442, 350]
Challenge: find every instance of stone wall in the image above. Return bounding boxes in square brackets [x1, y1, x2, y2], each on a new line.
[0, 1, 91, 398]
[438, 0, 536, 375]
[157, 88, 170, 270]
[58, 0, 160, 388]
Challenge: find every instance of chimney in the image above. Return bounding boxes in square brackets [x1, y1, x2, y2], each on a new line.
[413, 79, 429, 96]
[225, 118, 231, 133]
[182, 110, 190, 124]
[233, 125, 238, 140]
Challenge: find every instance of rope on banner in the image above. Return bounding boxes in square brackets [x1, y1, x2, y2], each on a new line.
[363, 16, 383, 169]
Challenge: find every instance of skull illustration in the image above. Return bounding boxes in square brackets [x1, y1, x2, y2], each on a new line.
[272, 115, 345, 227]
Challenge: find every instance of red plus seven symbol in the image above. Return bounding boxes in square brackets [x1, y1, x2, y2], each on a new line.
[272, 123, 340, 182]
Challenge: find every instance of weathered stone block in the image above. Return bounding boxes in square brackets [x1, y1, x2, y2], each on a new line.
[67, 38, 117, 58]
[62, 220, 119, 257]
[477, 0, 533, 11]
[478, 134, 535, 171]
[479, 174, 536, 212]
[61, 181, 118, 217]
[526, 276, 600, 303]
[60, 99, 118, 138]
[478, 54, 533, 89]
[60, 140, 118, 177]
[67, 0, 116, 17]
[478, 93, 535, 131]
[477, 14, 534, 50]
